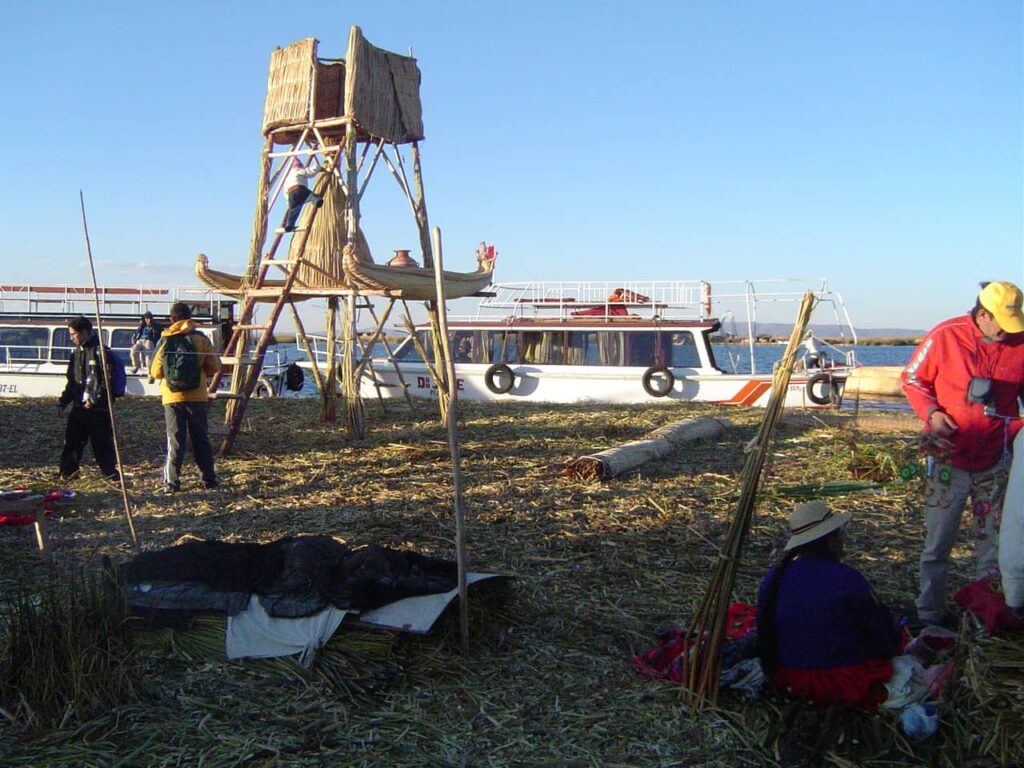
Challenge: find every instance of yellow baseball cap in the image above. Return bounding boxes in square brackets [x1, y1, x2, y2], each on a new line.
[979, 281, 1024, 334]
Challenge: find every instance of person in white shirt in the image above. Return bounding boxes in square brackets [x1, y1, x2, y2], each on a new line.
[278, 157, 324, 233]
[802, 331, 822, 369]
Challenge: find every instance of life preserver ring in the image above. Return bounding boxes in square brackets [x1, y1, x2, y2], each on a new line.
[642, 366, 674, 397]
[805, 372, 835, 406]
[484, 364, 515, 394]
[255, 376, 275, 399]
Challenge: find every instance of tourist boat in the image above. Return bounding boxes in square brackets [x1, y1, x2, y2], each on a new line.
[303, 278, 859, 408]
[0, 285, 288, 399]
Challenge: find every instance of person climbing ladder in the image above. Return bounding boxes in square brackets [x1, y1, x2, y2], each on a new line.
[277, 156, 324, 233]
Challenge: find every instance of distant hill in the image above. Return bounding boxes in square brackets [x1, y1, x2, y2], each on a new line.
[732, 322, 925, 340]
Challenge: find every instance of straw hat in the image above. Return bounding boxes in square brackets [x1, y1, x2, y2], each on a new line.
[784, 500, 851, 551]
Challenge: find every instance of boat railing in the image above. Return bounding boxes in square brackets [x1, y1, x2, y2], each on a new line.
[0, 284, 234, 319]
[464, 279, 849, 325]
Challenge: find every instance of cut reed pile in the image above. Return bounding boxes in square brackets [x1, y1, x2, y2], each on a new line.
[0, 397, 1019, 767]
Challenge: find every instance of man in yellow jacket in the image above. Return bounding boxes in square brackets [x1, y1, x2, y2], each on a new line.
[150, 302, 222, 492]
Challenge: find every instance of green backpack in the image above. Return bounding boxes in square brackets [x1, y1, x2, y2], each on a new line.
[161, 333, 202, 392]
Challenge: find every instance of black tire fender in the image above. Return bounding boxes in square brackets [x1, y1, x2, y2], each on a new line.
[484, 364, 515, 394]
[255, 376, 275, 399]
[642, 366, 674, 398]
[805, 372, 833, 406]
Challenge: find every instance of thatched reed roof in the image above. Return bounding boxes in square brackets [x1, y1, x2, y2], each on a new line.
[261, 27, 424, 145]
[344, 26, 424, 144]
[262, 38, 318, 137]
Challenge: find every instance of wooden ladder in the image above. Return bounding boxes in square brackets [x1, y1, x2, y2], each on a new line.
[207, 153, 336, 455]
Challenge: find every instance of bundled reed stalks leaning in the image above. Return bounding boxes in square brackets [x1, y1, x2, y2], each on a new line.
[678, 291, 816, 708]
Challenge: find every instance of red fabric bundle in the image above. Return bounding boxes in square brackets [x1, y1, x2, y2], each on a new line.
[771, 658, 894, 709]
[954, 575, 1023, 633]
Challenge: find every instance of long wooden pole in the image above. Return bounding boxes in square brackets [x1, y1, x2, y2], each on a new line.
[78, 191, 139, 549]
[431, 227, 469, 650]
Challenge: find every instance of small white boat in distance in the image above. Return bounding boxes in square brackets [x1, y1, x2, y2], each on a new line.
[306, 278, 859, 408]
[0, 284, 288, 399]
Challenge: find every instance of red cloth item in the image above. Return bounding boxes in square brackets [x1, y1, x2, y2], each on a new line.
[633, 628, 695, 684]
[954, 575, 1024, 633]
[0, 487, 74, 526]
[633, 603, 757, 683]
[726, 602, 757, 641]
[771, 658, 894, 709]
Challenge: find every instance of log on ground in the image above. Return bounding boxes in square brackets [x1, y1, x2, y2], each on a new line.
[563, 416, 733, 481]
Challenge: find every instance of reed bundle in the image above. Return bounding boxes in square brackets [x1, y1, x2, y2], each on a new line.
[678, 291, 816, 708]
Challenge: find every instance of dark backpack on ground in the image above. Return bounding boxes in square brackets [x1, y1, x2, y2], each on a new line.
[161, 333, 202, 392]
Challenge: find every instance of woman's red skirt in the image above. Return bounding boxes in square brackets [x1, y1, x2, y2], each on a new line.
[771, 659, 894, 709]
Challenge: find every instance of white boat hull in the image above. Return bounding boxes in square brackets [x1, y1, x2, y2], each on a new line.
[0, 364, 163, 399]
[358, 363, 845, 408]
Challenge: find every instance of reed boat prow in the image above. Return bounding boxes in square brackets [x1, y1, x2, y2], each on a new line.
[341, 243, 495, 300]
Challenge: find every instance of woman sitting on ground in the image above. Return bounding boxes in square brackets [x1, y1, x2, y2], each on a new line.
[757, 500, 902, 708]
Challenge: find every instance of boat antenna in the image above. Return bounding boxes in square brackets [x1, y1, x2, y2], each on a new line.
[78, 190, 139, 548]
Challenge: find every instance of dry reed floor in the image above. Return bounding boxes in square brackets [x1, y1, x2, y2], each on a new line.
[0, 397, 1019, 767]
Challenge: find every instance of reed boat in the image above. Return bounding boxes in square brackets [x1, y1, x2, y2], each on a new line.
[844, 365, 904, 398]
[302, 278, 859, 407]
[0, 285, 287, 399]
[341, 243, 495, 301]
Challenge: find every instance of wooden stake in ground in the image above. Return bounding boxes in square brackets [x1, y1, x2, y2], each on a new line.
[679, 290, 817, 708]
[431, 226, 469, 651]
[78, 191, 139, 549]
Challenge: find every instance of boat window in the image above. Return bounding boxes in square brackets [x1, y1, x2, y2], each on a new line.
[110, 329, 134, 351]
[625, 332, 673, 367]
[394, 331, 432, 363]
[0, 328, 49, 363]
[598, 332, 624, 366]
[565, 331, 601, 365]
[51, 328, 74, 362]
[452, 331, 474, 363]
[670, 332, 702, 368]
[521, 331, 562, 364]
[488, 330, 519, 364]
[51, 328, 113, 362]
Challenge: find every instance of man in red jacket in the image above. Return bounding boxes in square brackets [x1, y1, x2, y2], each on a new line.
[902, 281, 1024, 625]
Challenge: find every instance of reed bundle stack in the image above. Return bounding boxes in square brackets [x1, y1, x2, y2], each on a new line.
[679, 291, 817, 707]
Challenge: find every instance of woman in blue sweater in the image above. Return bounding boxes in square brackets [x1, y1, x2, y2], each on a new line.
[757, 500, 903, 708]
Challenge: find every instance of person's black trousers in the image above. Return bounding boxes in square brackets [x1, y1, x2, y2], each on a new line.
[59, 406, 118, 479]
[163, 401, 217, 488]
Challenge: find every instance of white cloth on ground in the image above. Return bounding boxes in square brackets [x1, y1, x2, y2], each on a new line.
[999, 429, 1024, 607]
[882, 655, 930, 709]
[226, 595, 349, 667]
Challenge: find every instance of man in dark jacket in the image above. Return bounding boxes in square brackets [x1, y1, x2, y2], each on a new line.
[57, 315, 119, 480]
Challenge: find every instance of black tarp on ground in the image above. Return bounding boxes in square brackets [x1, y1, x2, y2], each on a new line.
[121, 535, 459, 618]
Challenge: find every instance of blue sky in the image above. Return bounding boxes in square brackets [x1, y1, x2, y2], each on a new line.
[1, 1, 1021, 331]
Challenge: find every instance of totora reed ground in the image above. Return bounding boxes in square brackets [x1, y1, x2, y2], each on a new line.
[0, 395, 1020, 767]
